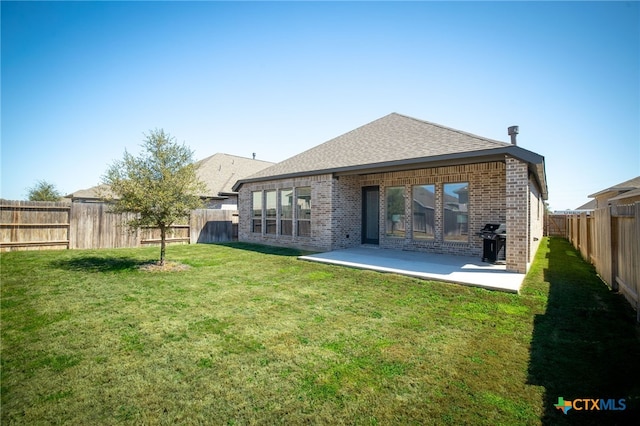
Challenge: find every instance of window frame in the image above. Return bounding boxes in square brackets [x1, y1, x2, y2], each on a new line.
[265, 190, 277, 234]
[443, 182, 469, 242]
[279, 188, 293, 236]
[296, 187, 311, 237]
[385, 186, 405, 238]
[251, 191, 263, 234]
[412, 184, 435, 240]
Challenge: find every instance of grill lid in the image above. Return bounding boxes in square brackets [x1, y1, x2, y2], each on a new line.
[478, 223, 507, 239]
[480, 223, 501, 232]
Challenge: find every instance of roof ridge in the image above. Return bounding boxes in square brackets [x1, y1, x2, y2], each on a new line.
[391, 112, 510, 147]
[609, 175, 640, 189]
[233, 112, 536, 190]
[196, 152, 275, 164]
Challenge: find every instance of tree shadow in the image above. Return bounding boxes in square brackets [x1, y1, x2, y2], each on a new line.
[527, 237, 640, 425]
[216, 241, 314, 257]
[50, 256, 149, 273]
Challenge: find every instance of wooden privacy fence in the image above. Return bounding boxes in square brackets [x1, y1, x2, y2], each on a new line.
[0, 201, 71, 250]
[0, 200, 238, 252]
[544, 213, 568, 237]
[566, 202, 640, 320]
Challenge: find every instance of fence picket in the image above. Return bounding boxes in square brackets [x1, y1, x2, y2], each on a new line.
[564, 203, 639, 320]
[1, 200, 236, 251]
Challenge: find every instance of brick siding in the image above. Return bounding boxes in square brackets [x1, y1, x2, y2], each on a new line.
[237, 174, 335, 251]
[238, 159, 538, 273]
[352, 162, 507, 257]
[529, 177, 545, 266]
[505, 156, 529, 273]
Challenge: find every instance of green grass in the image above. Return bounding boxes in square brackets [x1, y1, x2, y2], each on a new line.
[1, 238, 638, 425]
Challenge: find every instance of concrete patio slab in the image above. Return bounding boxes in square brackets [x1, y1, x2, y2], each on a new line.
[299, 247, 525, 293]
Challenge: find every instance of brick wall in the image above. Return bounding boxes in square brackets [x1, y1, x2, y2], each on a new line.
[237, 174, 335, 251]
[506, 156, 529, 273]
[238, 159, 536, 273]
[529, 177, 545, 265]
[331, 175, 361, 249]
[348, 162, 507, 257]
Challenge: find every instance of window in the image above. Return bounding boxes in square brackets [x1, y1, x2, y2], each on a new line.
[265, 190, 277, 234]
[385, 186, 405, 237]
[296, 187, 311, 237]
[443, 182, 469, 241]
[252, 191, 262, 233]
[280, 188, 293, 236]
[412, 184, 435, 240]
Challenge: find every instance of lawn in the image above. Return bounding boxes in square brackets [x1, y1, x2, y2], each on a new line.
[1, 238, 639, 425]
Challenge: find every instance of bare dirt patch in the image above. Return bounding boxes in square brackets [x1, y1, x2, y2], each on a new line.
[136, 261, 191, 272]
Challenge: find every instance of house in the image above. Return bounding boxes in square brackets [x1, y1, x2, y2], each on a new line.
[574, 199, 597, 211]
[549, 199, 596, 215]
[588, 176, 640, 208]
[233, 113, 548, 274]
[68, 153, 274, 209]
[65, 184, 114, 203]
[193, 153, 274, 208]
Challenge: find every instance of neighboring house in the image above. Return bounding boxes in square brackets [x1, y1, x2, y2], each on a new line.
[549, 199, 597, 215]
[574, 199, 597, 211]
[233, 113, 548, 274]
[194, 153, 274, 208]
[588, 176, 640, 208]
[609, 189, 640, 205]
[68, 153, 274, 209]
[65, 184, 114, 203]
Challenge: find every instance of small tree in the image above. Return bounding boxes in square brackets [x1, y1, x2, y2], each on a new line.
[101, 129, 206, 265]
[27, 180, 62, 201]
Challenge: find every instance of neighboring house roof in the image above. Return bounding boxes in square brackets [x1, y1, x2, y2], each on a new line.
[67, 184, 115, 200]
[575, 199, 597, 210]
[609, 188, 640, 202]
[234, 113, 547, 198]
[588, 176, 640, 198]
[195, 153, 274, 197]
[68, 153, 274, 201]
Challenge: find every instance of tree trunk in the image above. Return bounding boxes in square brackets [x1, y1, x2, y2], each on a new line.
[159, 224, 166, 266]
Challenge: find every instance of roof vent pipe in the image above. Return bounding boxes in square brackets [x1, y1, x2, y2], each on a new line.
[508, 126, 519, 145]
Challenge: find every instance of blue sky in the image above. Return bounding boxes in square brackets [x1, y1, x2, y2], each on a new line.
[2, 1, 638, 210]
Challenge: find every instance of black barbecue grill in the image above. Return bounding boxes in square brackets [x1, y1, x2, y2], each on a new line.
[478, 223, 507, 263]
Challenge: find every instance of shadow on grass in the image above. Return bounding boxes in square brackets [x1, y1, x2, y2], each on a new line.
[216, 241, 315, 257]
[50, 256, 149, 273]
[528, 237, 640, 425]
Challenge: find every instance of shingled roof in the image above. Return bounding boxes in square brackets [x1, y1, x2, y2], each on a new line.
[234, 113, 547, 198]
[588, 176, 640, 198]
[68, 153, 274, 201]
[195, 153, 274, 196]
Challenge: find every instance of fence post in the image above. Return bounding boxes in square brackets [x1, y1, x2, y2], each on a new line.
[633, 201, 640, 323]
[610, 206, 619, 292]
[69, 203, 75, 249]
